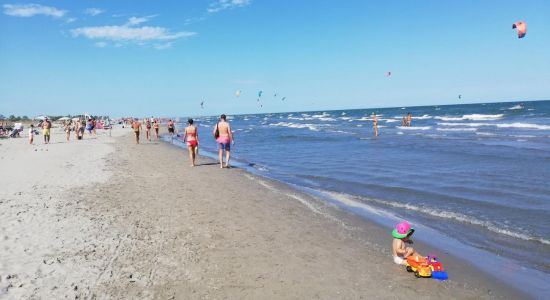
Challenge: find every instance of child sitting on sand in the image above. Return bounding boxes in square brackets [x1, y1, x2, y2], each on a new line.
[392, 221, 420, 265]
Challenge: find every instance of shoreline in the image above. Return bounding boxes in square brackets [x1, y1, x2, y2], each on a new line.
[166, 130, 546, 298]
[162, 131, 529, 299]
[1, 127, 528, 298]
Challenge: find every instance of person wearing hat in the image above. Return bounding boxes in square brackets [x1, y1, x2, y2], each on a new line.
[391, 221, 419, 265]
[42, 117, 52, 144]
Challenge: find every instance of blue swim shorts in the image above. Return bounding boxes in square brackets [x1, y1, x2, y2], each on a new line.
[218, 142, 230, 151]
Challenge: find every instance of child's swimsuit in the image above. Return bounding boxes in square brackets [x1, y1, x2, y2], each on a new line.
[393, 255, 405, 265]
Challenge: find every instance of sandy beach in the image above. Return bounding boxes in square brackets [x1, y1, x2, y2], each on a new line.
[0, 127, 527, 299]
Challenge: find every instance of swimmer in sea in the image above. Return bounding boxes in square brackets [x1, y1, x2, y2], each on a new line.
[372, 112, 379, 137]
[213, 114, 234, 168]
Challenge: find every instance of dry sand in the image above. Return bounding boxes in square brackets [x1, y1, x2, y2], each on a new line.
[0, 127, 526, 299]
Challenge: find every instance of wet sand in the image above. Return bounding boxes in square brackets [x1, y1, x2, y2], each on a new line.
[0, 127, 526, 299]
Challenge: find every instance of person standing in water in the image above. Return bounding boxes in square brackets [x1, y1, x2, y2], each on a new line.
[372, 112, 379, 137]
[132, 118, 142, 144]
[167, 119, 175, 142]
[184, 118, 199, 167]
[213, 114, 234, 168]
[406, 112, 412, 127]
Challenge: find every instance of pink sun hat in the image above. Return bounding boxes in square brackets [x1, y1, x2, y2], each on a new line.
[392, 221, 415, 239]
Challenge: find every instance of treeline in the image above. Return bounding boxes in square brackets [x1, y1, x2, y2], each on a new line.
[0, 115, 30, 122]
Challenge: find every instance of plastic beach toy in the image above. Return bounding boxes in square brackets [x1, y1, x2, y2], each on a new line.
[427, 255, 448, 280]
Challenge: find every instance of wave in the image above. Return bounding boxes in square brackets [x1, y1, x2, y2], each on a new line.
[496, 123, 550, 130]
[438, 122, 550, 130]
[436, 128, 477, 132]
[475, 132, 496, 136]
[327, 192, 550, 246]
[435, 114, 504, 121]
[413, 114, 432, 120]
[311, 112, 331, 118]
[384, 119, 399, 123]
[269, 122, 320, 131]
[396, 126, 431, 130]
[508, 104, 524, 110]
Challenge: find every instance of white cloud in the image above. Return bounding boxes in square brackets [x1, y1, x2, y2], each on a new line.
[126, 15, 156, 26]
[3, 3, 66, 18]
[208, 0, 251, 13]
[84, 8, 104, 16]
[71, 25, 196, 42]
[66, 17, 77, 23]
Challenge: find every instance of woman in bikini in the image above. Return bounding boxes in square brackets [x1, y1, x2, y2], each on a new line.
[145, 118, 152, 141]
[153, 119, 160, 140]
[184, 118, 199, 167]
[213, 114, 234, 168]
[64, 120, 71, 142]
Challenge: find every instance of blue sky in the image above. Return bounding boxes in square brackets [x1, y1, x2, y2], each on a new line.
[1, 0, 549, 117]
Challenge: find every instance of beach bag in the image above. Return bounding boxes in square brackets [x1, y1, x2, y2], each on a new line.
[214, 123, 219, 139]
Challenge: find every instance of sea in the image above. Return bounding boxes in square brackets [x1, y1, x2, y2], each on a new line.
[167, 100, 550, 297]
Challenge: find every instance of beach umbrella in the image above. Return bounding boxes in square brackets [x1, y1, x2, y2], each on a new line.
[34, 116, 47, 120]
[57, 117, 70, 121]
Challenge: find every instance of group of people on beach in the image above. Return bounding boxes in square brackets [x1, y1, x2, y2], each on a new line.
[130, 117, 161, 143]
[26, 116, 109, 145]
[131, 115, 234, 169]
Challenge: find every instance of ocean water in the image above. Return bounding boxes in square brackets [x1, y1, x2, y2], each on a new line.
[170, 100, 550, 296]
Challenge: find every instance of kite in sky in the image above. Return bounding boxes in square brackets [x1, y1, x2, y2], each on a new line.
[200, 101, 204, 109]
[512, 21, 527, 38]
[235, 90, 241, 97]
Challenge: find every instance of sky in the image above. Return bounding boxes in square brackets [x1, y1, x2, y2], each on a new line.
[1, 0, 550, 117]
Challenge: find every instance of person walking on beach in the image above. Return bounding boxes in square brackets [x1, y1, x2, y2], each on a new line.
[28, 124, 35, 144]
[145, 118, 152, 141]
[42, 117, 52, 144]
[184, 118, 199, 167]
[92, 118, 97, 136]
[167, 119, 175, 142]
[78, 118, 86, 140]
[372, 112, 379, 137]
[213, 114, 234, 168]
[64, 120, 71, 142]
[153, 119, 160, 140]
[86, 118, 94, 136]
[132, 118, 142, 144]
